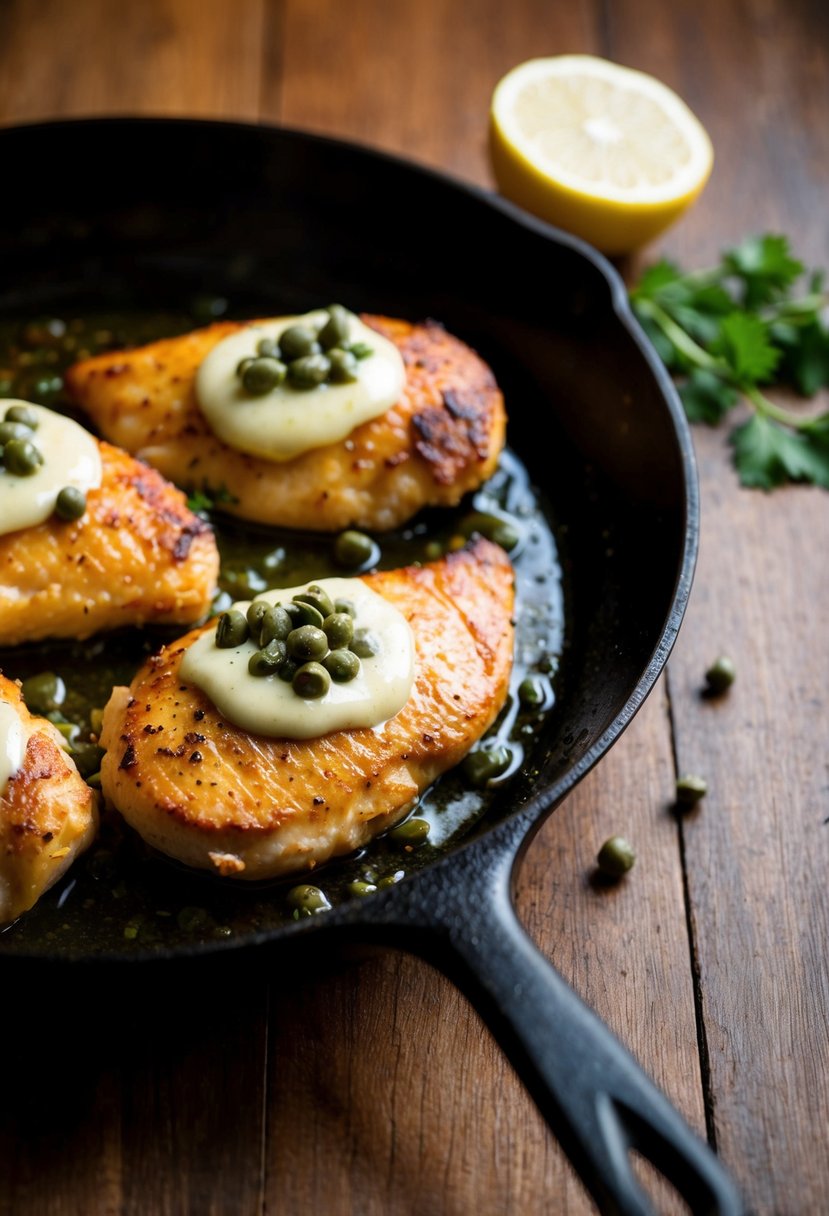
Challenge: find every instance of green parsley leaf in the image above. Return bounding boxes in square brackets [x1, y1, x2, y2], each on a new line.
[775, 319, 829, 396]
[723, 234, 804, 309]
[631, 233, 829, 490]
[679, 370, 737, 425]
[731, 414, 829, 490]
[717, 312, 781, 384]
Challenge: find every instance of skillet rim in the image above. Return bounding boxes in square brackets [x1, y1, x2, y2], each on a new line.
[0, 115, 699, 965]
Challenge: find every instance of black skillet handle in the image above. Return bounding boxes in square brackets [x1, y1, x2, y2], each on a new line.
[354, 813, 744, 1216]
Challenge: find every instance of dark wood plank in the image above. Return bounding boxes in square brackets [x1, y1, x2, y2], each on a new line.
[0, 0, 267, 122]
[259, 9, 706, 1211]
[609, 1, 829, 1210]
[0, 4, 274, 1215]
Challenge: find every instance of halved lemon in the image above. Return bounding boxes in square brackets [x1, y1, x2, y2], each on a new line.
[489, 55, 713, 255]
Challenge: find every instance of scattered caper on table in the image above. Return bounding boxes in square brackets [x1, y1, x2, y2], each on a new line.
[675, 774, 708, 807]
[596, 836, 636, 879]
[705, 655, 736, 695]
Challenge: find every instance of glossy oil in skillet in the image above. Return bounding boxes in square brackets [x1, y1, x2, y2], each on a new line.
[0, 117, 741, 1216]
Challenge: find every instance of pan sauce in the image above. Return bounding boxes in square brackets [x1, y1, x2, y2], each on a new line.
[0, 307, 564, 954]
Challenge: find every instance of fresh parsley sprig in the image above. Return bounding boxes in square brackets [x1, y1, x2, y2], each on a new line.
[630, 234, 829, 489]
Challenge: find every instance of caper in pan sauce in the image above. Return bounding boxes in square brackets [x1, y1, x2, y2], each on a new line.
[0, 307, 564, 940]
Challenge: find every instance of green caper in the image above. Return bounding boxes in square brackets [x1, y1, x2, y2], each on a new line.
[318, 304, 352, 350]
[389, 817, 431, 846]
[260, 604, 294, 645]
[348, 341, 374, 360]
[235, 356, 256, 378]
[294, 584, 335, 619]
[246, 600, 270, 639]
[705, 655, 736, 695]
[248, 640, 287, 677]
[277, 658, 299, 683]
[215, 610, 249, 649]
[462, 744, 513, 787]
[324, 648, 361, 683]
[28, 373, 62, 400]
[71, 741, 105, 779]
[377, 870, 404, 889]
[334, 529, 377, 569]
[54, 485, 87, 521]
[279, 325, 321, 361]
[461, 511, 521, 552]
[322, 612, 354, 649]
[4, 404, 39, 429]
[21, 671, 66, 714]
[259, 546, 285, 576]
[285, 600, 325, 628]
[348, 880, 377, 897]
[350, 628, 381, 659]
[287, 353, 331, 388]
[424, 540, 444, 561]
[2, 437, 43, 476]
[286, 884, 330, 915]
[292, 661, 331, 699]
[287, 625, 329, 663]
[597, 836, 636, 878]
[326, 347, 359, 384]
[220, 566, 266, 599]
[675, 774, 708, 807]
[490, 522, 521, 552]
[256, 336, 279, 358]
[241, 356, 287, 395]
[0, 420, 35, 444]
[518, 675, 547, 708]
[89, 707, 104, 737]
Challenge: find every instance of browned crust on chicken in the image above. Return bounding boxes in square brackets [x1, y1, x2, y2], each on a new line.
[0, 440, 219, 646]
[65, 315, 507, 532]
[0, 673, 98, 924]
[99, 539, 514, 880]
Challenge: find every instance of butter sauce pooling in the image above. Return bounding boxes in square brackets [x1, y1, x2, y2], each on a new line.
[0, 399, 102, 537]
[180, 577, 415, 739]
[0, 699, 25, 797]
[194, 313, 406, 461]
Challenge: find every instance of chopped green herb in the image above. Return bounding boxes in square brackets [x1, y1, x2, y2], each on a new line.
[630, 234, 829, 490]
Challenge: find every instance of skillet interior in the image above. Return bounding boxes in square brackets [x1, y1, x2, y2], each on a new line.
[0, 118, 694, 964]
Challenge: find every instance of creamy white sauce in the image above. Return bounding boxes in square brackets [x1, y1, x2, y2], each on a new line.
[194, 312, 406, 461]
[180, 577, 415, 740]
[0, 400, 102, 537]
[0, 699, 26, 798]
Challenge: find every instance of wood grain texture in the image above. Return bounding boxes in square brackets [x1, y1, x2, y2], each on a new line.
[0, 0, 266, 122]
[609, 1, 829, 1210]
[0, 0, 826, 1212]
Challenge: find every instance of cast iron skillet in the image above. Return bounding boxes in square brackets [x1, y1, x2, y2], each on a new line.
[0, 118, 743, 1215]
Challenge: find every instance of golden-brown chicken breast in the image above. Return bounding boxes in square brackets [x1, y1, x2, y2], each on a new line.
[0, 673, 98, 925]
[65, 315, 506, 532]
[99, 538, 514, 880]
[0, 440, 219, 646]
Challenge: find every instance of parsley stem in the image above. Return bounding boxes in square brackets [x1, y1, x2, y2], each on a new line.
[638, 300, 722, 372]
[744, 385, 815, 431]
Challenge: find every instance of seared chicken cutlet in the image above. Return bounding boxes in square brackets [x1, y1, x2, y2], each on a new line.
[66, 314, 506, 532]
[0, 673, 97, 924]
[0, 436, 219, 646]
[99, 538, 514, 880]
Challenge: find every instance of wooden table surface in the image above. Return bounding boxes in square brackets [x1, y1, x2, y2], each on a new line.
[1, 2, 827, 1213]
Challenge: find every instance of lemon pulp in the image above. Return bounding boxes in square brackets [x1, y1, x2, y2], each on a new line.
[489, 55, 713, 254]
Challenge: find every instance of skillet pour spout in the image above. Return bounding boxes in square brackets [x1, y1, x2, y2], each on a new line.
[0, 117, 746, 1214]
[335, 809, 744, 1216]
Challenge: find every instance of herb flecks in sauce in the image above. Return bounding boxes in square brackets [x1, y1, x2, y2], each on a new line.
[0, 308, 564, 956]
